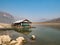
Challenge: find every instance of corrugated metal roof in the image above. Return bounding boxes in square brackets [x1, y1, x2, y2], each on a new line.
[13, 19, 25, 23]
[13, 19, 31, 23]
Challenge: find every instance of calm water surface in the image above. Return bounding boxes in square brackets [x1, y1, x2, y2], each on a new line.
[0, 24, 60, 45]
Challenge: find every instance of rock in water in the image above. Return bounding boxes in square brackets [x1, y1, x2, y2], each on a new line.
[10, 40, 17, 45]
[31, 35, 36, 40]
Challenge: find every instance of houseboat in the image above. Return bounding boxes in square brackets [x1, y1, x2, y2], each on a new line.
[12, 19, 32, 28]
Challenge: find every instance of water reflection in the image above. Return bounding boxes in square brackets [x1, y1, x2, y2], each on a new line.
[14, 28, 32, 35]
[44, 25, 60, 30]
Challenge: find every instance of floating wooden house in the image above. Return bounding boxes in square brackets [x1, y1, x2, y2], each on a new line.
[12, 19, 32, 28]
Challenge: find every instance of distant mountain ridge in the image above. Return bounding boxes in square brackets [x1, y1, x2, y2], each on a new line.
[45, 18, 60, 23]
[0, 12, 14, 24]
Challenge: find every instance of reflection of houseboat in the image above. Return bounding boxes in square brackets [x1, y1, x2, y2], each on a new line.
[12, 19, 32, 28]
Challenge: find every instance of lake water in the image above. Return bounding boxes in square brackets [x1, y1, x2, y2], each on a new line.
[0, 24, 60, 45]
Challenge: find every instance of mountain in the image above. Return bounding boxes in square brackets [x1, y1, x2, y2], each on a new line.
[0, 12, 14, 24]
[45, 18, 60, 23]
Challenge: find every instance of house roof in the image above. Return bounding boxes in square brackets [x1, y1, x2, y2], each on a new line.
[13, 19, 31, 23]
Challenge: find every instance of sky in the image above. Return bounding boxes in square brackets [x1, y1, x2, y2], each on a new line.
[0, 0, 60, 22]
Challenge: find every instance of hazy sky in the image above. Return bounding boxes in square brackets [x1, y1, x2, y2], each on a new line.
[0, 0, 60, 22]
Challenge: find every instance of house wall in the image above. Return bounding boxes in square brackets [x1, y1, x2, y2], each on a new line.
[21, 22, 30, 26]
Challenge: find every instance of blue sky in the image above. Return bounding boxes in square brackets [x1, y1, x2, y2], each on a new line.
[0, 0, 60, 22]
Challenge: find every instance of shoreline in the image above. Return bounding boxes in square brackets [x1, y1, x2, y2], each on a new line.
[32, 22, 60, 29]
[32, 22, 60, 25]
